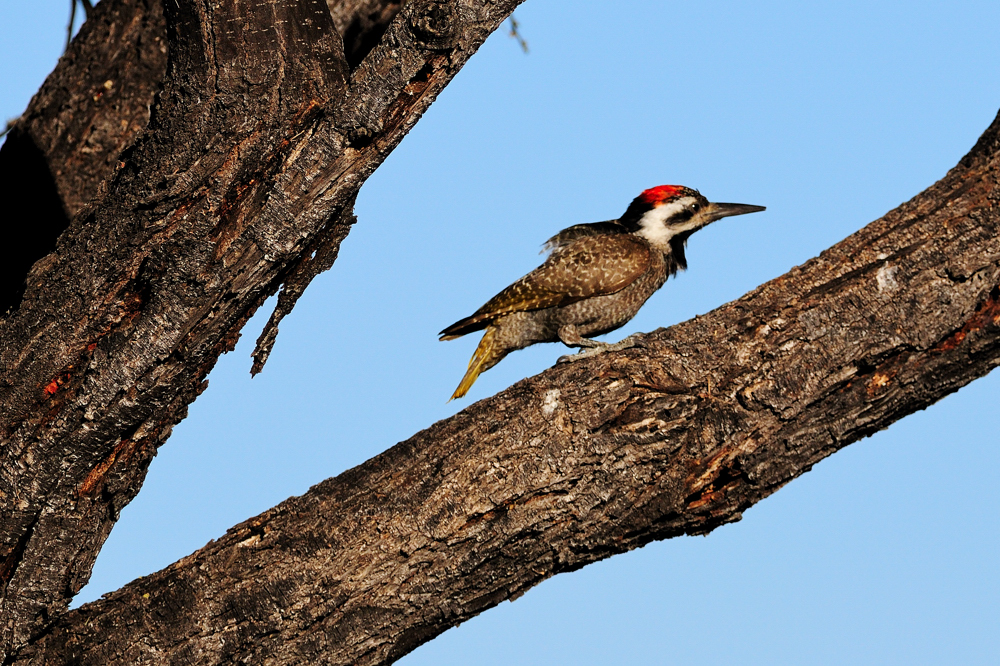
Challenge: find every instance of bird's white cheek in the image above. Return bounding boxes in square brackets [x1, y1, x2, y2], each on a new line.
[635, 221, 674, 248]
[635, 198, 696, 249]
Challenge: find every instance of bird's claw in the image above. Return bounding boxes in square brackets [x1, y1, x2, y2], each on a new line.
[623, 332, 648, 348]
[557, 351, 589, 364]
[556, 334, 645, 364]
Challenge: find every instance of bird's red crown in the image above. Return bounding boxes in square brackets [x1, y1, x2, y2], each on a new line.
[639, 185, 684, 205]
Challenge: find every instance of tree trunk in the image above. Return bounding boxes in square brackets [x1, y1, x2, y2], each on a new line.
[6, 82, 999, 664]
[0, 0, 520, 659]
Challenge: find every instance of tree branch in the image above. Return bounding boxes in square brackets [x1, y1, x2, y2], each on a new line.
[0, 0, 522, 657]
[9, 110, 999, 665]
[1, 0, 168, 314]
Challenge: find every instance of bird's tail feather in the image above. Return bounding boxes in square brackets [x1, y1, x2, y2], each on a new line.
[450, 326, 505, 401]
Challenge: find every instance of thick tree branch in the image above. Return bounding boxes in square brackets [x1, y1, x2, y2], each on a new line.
[0, 0, 521, 657]
[9, 112, 999, 665]
[0, 0, 167, 314]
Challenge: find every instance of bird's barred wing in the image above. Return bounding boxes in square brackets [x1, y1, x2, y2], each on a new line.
[541, 220, 627, 254]
[440, 234, 651, 339]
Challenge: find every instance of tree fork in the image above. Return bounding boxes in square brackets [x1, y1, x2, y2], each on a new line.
[0, 0, 522, 658]
[7, 108, 999, 664]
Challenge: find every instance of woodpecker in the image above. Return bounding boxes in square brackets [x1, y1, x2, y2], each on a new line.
[440, 185, 765, 400]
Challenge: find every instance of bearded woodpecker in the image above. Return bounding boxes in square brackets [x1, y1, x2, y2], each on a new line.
[440, 185, 765, 400]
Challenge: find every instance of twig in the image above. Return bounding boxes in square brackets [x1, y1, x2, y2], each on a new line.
[65, 0, 92, 51]
[508, 15, 528, 53]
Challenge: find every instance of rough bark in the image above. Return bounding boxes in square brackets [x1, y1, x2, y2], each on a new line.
[326, 0, 406, 70]
[7, 109, 1000, 664]
[0, 0, 167, 314]
[0, 0, 521, 658]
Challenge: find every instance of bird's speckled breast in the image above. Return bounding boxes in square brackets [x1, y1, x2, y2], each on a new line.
[556, 247, 671, 338]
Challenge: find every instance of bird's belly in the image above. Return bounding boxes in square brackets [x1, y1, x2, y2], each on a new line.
[551, 262, 669, 338]
[558, 288, 649, 337]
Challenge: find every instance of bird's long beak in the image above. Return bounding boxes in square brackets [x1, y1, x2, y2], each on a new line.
[704, 202, 766, 223]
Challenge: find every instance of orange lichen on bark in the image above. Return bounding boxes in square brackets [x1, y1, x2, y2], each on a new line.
[933, 287, 1000, 352]
[867, 368, 899, 398]
[686, 447, 740, 510]
[688, 447, 732, 492]
[76, 438, 139, 499]
[42, 370, 74, 398]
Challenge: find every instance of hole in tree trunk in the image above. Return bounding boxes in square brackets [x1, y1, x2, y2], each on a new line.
[0, 129, 72, 316]
[341, 0, 405, 71]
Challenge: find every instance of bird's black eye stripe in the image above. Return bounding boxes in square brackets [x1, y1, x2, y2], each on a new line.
[670, 209, 696, 225]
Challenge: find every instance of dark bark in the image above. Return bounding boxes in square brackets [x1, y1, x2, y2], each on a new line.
[0, 0, 521, 658]
[0, 0, 167, 314]
[7, 104, 1000, 664]
[326, 0, 406, 71]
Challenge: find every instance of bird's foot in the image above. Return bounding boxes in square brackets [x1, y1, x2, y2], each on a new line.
[557, 334, 646, 364]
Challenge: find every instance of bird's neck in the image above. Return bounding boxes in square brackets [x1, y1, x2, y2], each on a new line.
[667, 234, 689, 271]
[636, 233, 688, 274]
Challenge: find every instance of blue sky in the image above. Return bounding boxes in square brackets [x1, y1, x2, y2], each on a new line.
[3, 1, 999, 663]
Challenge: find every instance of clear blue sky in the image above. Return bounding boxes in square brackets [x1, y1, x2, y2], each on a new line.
[3, 1, 999, 663]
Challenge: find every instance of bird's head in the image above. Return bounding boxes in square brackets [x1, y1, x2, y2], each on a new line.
[619, 185, 765, 252]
